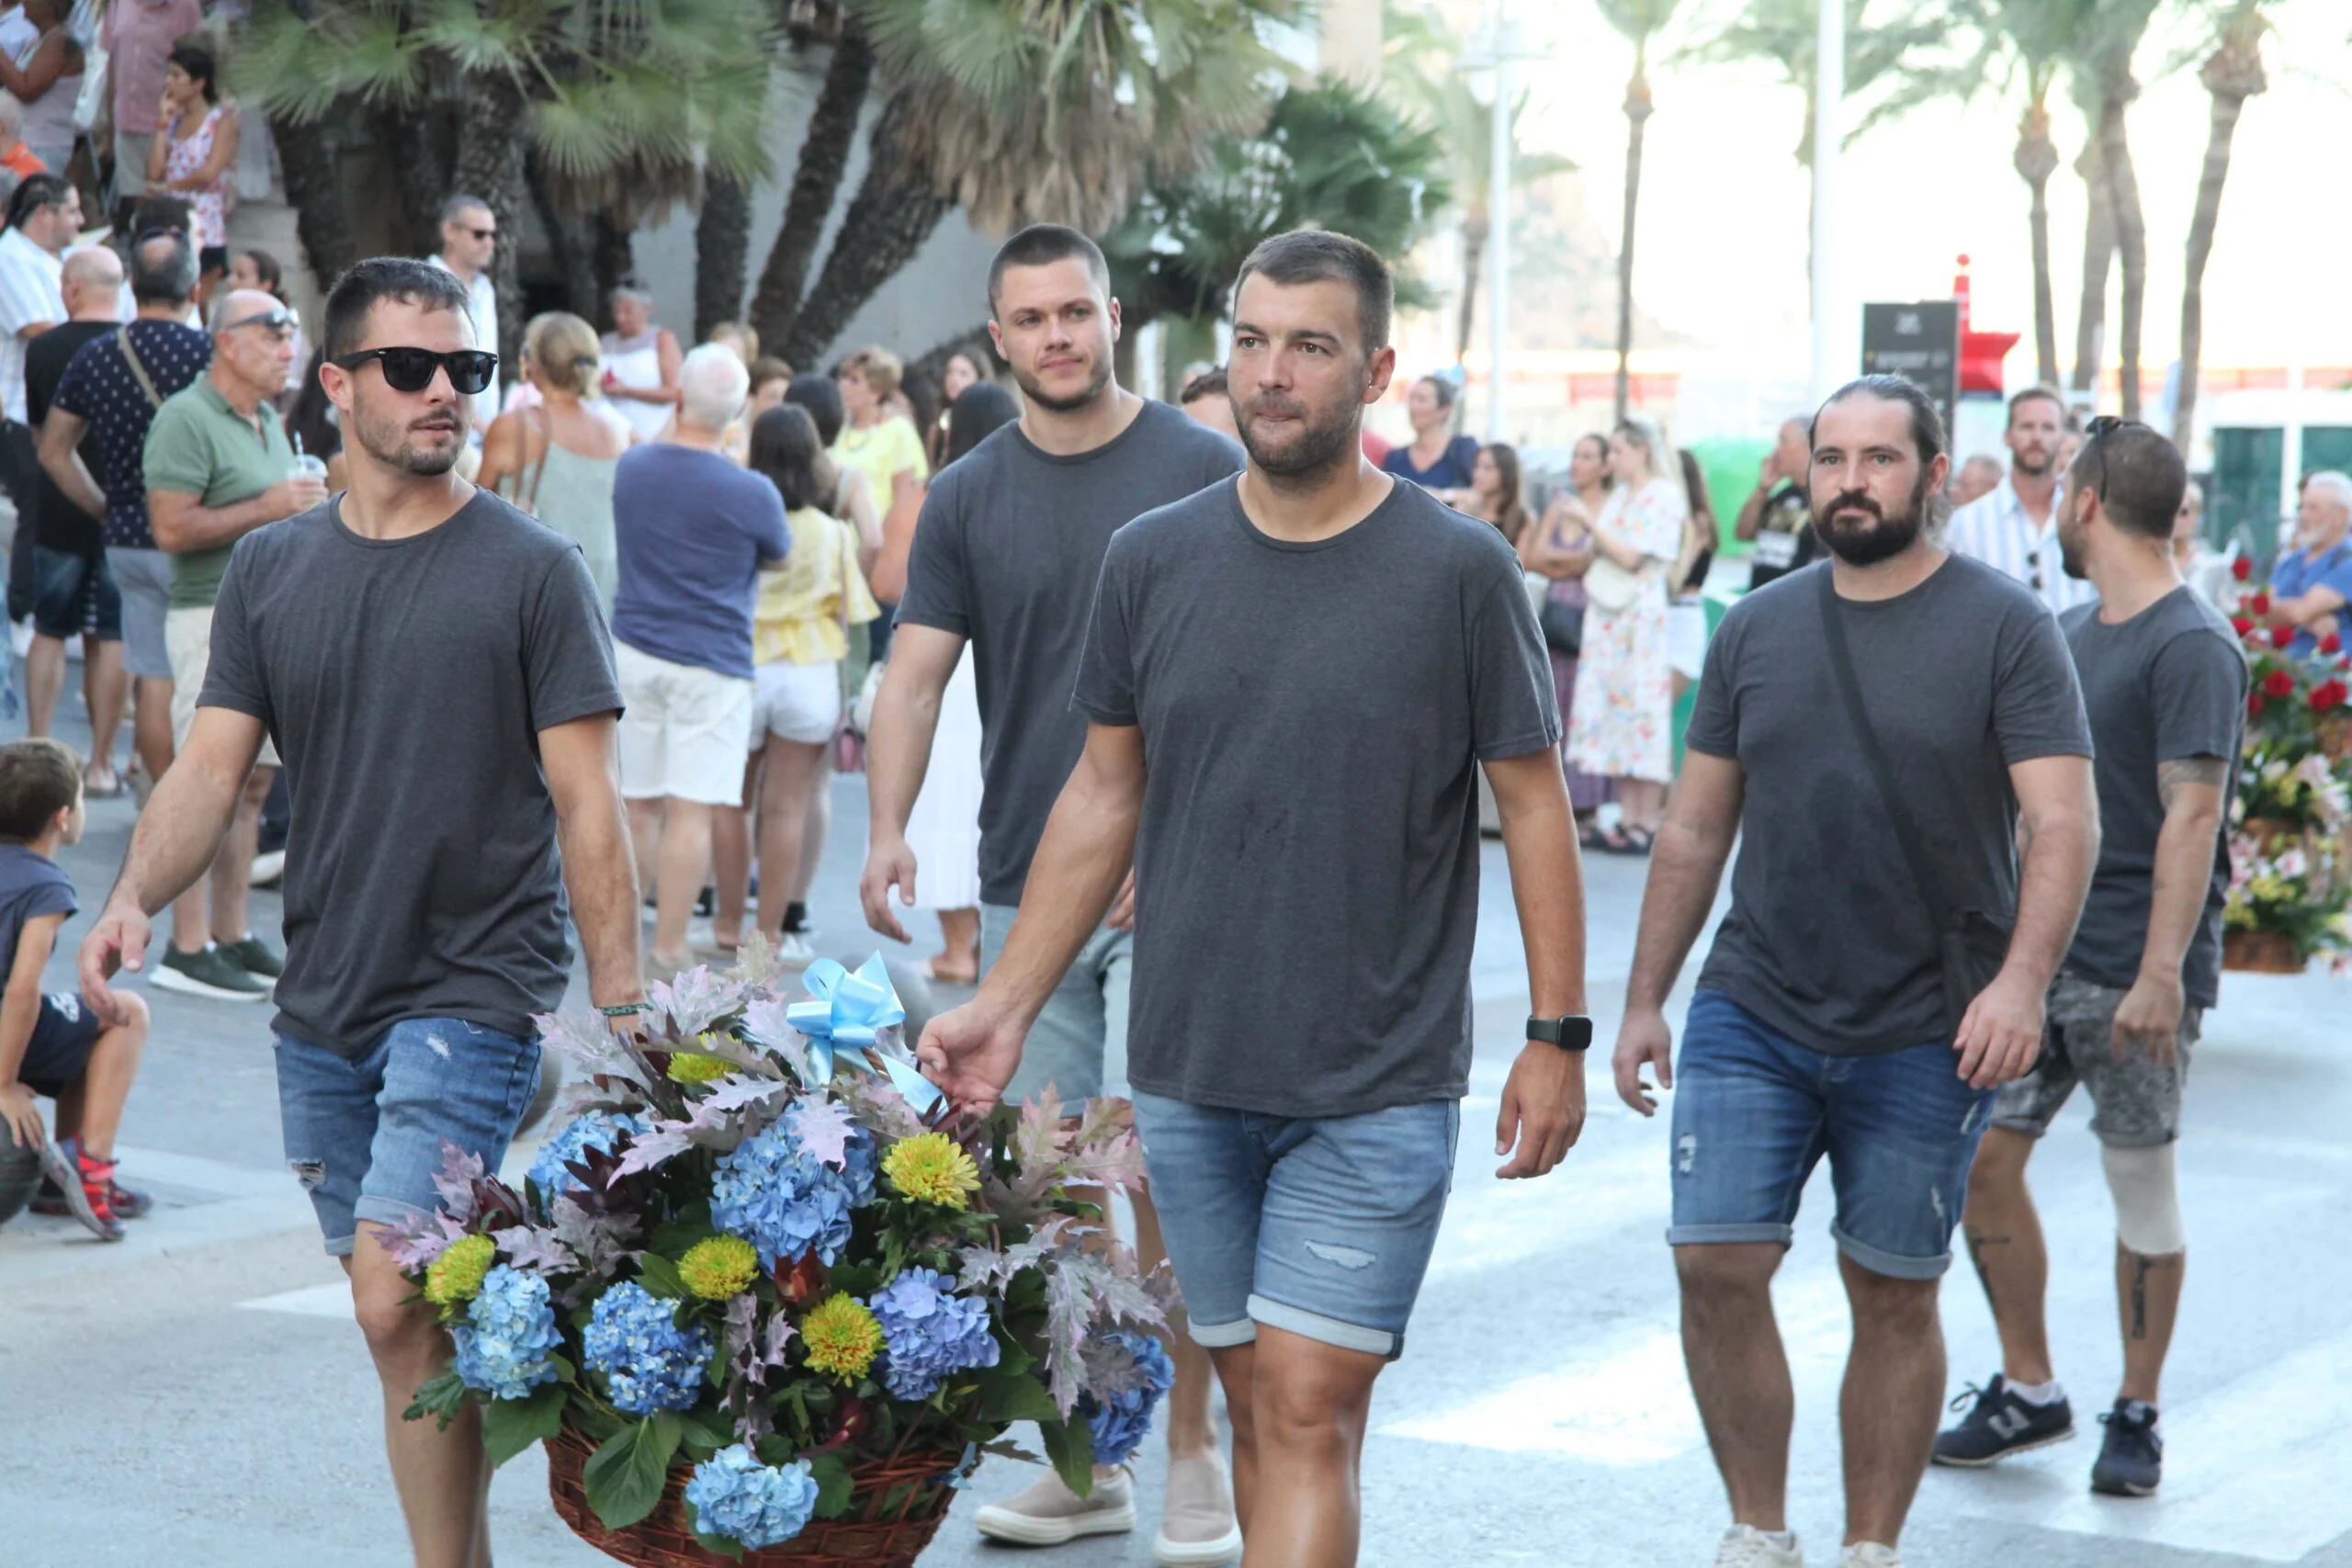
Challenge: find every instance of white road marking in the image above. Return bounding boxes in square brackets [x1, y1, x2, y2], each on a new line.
[238, 1280, 356, 1319]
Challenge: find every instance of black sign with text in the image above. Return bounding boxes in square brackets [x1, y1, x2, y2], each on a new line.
[1860, 301, 1961, 445]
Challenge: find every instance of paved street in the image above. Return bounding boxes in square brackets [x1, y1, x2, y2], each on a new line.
[5, 698, 2350, 1568]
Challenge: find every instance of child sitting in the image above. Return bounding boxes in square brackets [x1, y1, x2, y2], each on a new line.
[0, 739, 149, 1240]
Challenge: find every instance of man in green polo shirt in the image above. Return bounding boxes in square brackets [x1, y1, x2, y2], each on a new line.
[141, 288, 326, 1000]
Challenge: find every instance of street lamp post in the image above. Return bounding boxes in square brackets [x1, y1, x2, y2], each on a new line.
[1489, 0, 1512, 443]
[1811, 0, 1844, 405]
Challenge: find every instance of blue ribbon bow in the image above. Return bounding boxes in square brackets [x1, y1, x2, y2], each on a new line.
[786, 955, 943, 1115]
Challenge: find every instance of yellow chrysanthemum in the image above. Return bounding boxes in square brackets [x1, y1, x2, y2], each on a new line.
[424, 1233, 496, 1307]
[678, 1235, 760, 1300]
[882, 1132, 981, 1211]
[667, 1052, 732, 1085]
[801, 1293, 885, 1382]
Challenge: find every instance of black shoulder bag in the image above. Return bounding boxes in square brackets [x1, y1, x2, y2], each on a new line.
[1815, 568, 2012, 1037]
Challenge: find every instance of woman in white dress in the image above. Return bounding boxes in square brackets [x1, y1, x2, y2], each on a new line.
[598, 285, 682, 443]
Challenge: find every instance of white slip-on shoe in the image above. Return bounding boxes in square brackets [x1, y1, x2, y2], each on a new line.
[972, 1467, 1136, 1545]
[1713, 1523, 1806, 1567]
[1154, 1453, 1242, 1565]
[1838, 1544, 1904, 1568]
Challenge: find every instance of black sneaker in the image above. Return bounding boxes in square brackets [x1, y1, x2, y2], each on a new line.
[1932, 1374, 2075, 1466]
[220, 933, 284, 979]
[2091, 1399, 2162, 1496]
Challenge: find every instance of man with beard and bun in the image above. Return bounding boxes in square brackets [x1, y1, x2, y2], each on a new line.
[918, 229, 1589, 1568]
[864, 222, 1247, 1562]
[78, 257, 642, 1568]
[1938, 422, 2241, 1499]
[1944, 386, 2093, 616]
[1611, 375, 2098, 1568]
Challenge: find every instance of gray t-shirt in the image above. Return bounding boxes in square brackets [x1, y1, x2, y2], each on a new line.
[1073, 478, 1561, 1118]
[200, 491, 623, 1057]
[896, 399, 1242, 906]
[2060, 587, 2246, 1008]
[1689, 555, 2093, 1055]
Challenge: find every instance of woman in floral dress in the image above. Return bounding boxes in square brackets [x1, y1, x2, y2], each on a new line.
[1566, 417, 1688, 852]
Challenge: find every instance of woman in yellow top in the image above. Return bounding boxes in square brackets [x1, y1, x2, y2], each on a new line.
[831, 346, 928, 661]
[721, 404, 879, 963]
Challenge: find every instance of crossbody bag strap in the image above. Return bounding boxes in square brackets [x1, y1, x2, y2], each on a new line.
[517, 406, 553, 514]
[116, 326, 164, 411]
[1814, 565, 1957, 932]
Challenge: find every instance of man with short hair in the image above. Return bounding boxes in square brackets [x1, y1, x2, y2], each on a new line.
[1734, 415, 1819, 591]
[80, 253, 640, 1568]
[1945, 386, 2093, 615]
[2262, 469, 2351, 657]
[0, 173, 78, 624]
[23, 246, 126, 775]
[1611, 375, 2099, 1568]
[866, 222, 1247, 1556]
[918, 228, 1589, 1568]
[1175, 364, 1239, 439]
[1951, 453, 2004, 509]
[428, 193, 499, 426]
[1936, 420, 2242, 1500]
[140, 288, 324, 999]
[610, 342, 787, 977]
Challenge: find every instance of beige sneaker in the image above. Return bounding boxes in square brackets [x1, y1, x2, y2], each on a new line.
[1838, 1546, 1902, 1568]
[1714, 1524, 1805, 1566]
[1154, 1453, 1242, 1565]
[972, 1467, 1136, 1545]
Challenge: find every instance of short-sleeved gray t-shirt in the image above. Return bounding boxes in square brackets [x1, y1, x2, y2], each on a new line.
[896, 399, 1242, 906]
[2060, 587, 2246, 1007]
[1073, 478, 1561, 1118]
[200, 491, 623, 1057]
[1688, 555, 2093, 1055]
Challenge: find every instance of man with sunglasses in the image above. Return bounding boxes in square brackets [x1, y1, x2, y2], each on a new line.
[1945, 385, 2095, 618]
[81, 256, 637, 1568]
[132, 288, 321, 998]
[1939, 420, 2241, 1500]
[427, 193, 498, 433]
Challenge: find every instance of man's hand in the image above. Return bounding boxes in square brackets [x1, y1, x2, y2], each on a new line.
[1612, 1006, 1675, 1116]
[2110, 971, 2184, 1066]
[78, 901, 152, 1026]
[0, 1081, 42, 1149]
[1496, 1042, 1585, 1179]
[264, 474, 330, 520]
[1106, 871, 1136, 932]
[1953, 969, 2045, 1089]
[861, 837, 918, 944]
[915, 998, 1027, 1115]
[1758, 452, 1779, 489]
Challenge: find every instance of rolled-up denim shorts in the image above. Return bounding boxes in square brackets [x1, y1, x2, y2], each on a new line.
[979, 902, 1130, 1111]
[105, 546, 174, 680]
[275, 1018, 542, 1256]
[1130, 1089, 1460, 1359]
[31, 546, 121, 641]
[1667, 988, 1995, 1280]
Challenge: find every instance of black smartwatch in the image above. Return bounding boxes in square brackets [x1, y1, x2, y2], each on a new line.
[1526, 1014, 1594, 1052]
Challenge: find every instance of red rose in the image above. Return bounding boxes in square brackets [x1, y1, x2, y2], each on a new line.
[2248, 592, 2271, 615]
[2232, 557, 2254, 581]
[2274, 626, 2299, 649]
[2323, 633, 2344, 655]
[2266, 669, 2296, 698]
[2232, 616, 2256, 638]
[2248, 693, 2267, 716]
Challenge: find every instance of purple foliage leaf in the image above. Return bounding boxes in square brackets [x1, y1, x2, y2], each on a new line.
[786, 1097, 858, 1168]
[384, 1209, 471, 1272]
[496, 1222, 580, 1277]
[535, 1008, 650, 1090]
[609, 1122, 695, 1179]
[651, 966, 750, 1037]
[428, 1143, 487, 1219]
[740, 997, 812, 1078]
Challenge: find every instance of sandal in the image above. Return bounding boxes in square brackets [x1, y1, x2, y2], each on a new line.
[1616, 826, 1657, 856]
[82, 764, 124, 800]
[1578, 825, 1611, 852]
[921, 955, 979, 986]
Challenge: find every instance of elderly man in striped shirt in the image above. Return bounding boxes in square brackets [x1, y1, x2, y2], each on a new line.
[1945, 386, 2096, 616]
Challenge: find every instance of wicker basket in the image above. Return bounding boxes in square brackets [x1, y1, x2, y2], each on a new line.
[546, 1420, 963, 1567]
[2222, 930, 2304, 975]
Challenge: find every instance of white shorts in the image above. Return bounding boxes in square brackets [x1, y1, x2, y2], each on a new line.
[1668, 601, 1709, 682]
[751, 660, 841, 746]
[165, 605, 280, 767]
[615, 641, 754, 805]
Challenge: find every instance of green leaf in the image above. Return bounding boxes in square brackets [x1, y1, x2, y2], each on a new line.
[402, 1370, 469, 1430]
[975, 1367, 1060, 1427]
[675, 1408, 736, 1452]
[690, 1527, 747, 1561]
[806, 1450, 854, 1520]
[1039, 1413, 1096, 1501]
[582, 1414, 684, 1530]
[481, 1381, 569, 1467]
[634, 1253, 687, 1299]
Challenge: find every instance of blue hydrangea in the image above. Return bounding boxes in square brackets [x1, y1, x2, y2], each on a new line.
[451, 1266, 560, 1401]
[581, 1280, 714, 1415]
[1079, 1331, 1174, 1466]
[709, 1119, 877, 1270]
[526, 1111, 647, 1208]
[684, 1444, 820, 1550]
[866, 1267, 1001, 1402]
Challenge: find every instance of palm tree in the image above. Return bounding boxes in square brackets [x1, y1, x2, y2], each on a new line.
[747, 15, 874, 360]
[2069, 0, 2161, 416]
[2174, 0, 2271, 451]
[1594, 0, 1683, 423]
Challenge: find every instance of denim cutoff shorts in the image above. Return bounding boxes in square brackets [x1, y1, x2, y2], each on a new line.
[1666, 989, 1995, 1280]
[1130, 1089, 1459, 1359]
[276, 1018, 542, 1256]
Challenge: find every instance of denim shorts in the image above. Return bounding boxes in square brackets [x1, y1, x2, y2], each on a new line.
[1130, 1090, 1459, 1359]
[981, 903, 1131, 1110]
[1667, 989, 1996, 1280]
[31, 546, 121, 641]
[275, 1019, 543, 1257]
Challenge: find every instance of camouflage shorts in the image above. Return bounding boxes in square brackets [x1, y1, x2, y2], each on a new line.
[1990, 971, 2196, 1148]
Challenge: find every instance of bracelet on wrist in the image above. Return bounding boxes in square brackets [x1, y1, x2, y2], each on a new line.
[596, 1001, 650, 1018]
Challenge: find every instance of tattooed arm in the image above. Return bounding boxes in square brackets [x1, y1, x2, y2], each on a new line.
[2111, 756, 2231, 1064]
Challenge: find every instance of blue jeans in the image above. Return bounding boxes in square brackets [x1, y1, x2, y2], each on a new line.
[275, 1019, 542, 1256]
[1667, 989, 1995, 1280]
[1130, 1090, 1459, 1358]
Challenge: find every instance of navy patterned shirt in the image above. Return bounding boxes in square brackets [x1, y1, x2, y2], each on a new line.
[52, 319, 211, 549]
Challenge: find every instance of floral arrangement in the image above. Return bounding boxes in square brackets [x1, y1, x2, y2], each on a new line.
[391, 949, 1177, 1559]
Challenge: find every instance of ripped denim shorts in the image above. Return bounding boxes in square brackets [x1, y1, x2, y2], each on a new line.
[1665, 988, 1995, 1280]
[275, 1020, 542, 1257]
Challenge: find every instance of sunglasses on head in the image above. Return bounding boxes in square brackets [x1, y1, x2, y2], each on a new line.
[2079, 413, 2149, 518]
[333, 346, 499, 396]
[224, 306, 298, 336]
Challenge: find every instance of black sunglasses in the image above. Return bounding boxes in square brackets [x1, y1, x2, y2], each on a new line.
[333, 347, 498, 396]
[458, 225, 495, 243]
[2079, 414, 2149, 519]
[223, 307, 298, 336]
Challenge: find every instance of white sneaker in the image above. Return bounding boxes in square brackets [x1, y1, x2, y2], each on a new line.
[1713, 1524, 1805, 1567]
[1154, 1453, 1241, 1565]
[973, 1468, 1136, 1545]
[775, 931, 816, 969]
[1838, 1546, 1903, 1568]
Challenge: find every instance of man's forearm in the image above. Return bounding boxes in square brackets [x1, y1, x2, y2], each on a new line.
[865, 668, 941, 842]
[1734, 486, 1769, 542]
[39, 421, 105, 520]
[1624, 819, 1735, 1011]
[560, 786, 643, 1008]
[2138, 804, 2222, 982]
[2004, 808, 2097, 990]
[109, 763, 244, 918]
[982, 770, 1138, 1026]
[0, 988, 40, 1082]
[1496, 781, 1589, 1017]
[153, 493, 287, 554]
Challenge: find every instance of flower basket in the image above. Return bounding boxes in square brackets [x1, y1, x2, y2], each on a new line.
[2320, 713, 2352, 762]
[2241, 817, 2303, 854]
[2222, 930, 2304, 974]
[546, 1417, 959, 1567]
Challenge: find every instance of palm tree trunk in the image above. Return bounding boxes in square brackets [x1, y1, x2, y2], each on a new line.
[695, 170, 753, 344]
[592, 217, 634, 331]
[1615, 58, 1654, 424]
[451, 72, 529, 372]
[750, 27, 876, 358]
[2013, 98, 2061, 389]
[380, 102, 451, 256]
[2097, 79, 2149, 421]
[2070, 139, 2113, 399]
[272, 114, 356, 286]
[1454, 210, 1487, 367]
[2175, 36, 2266, 452]
[529, 154, 602, 322]
[780, 96, 955, 370]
